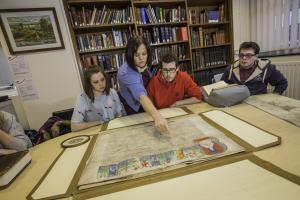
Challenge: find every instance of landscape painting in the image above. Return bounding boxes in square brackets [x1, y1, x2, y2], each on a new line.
[0, 8, 64, 54]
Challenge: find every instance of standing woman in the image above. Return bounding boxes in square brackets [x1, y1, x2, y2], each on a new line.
[71, 66, 125, 131]
[117, 37, 169, 134]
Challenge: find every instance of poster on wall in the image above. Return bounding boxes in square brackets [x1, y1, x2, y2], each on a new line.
[8, 55, 39, 101]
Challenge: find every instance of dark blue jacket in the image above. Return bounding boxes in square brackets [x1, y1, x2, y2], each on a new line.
[221, 59, 288, 95]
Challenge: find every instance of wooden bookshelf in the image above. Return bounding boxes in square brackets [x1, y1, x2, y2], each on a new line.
[137, 21, 187, 27]
[73, 23, 136, 30]
[191, 43, 232, 50]
[150, 40, 189, 47]
[189, 21, 230, 27]
[78, 46, 126, 55]
[63, 0, 233, 87]
[193, 63, 229, 72]
[188, 0, 234, 86]
[133, 0, 186, 5]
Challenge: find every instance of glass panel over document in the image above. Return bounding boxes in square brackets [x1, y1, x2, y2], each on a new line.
[78, 114, 245, 189]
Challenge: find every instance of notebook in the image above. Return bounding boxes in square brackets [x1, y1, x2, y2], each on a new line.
[0, 150, 31, 189]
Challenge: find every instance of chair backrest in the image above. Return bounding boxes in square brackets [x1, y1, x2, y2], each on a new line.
[52, 108, 74, 120]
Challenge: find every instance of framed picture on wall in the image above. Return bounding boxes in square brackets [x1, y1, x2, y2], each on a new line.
[0, 7, 65, 54]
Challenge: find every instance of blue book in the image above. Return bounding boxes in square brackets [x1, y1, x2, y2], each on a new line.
[208, 10, 219, 23]
[141, 8, 147, 24]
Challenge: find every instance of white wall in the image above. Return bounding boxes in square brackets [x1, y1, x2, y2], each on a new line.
[0, 0, 83, 130]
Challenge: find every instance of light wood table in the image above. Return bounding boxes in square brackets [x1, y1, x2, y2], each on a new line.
[1, 101, 299, 200]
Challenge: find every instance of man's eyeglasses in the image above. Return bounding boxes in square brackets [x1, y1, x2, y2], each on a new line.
[239, 53, 256, 59]
[161, 68, 177, 73]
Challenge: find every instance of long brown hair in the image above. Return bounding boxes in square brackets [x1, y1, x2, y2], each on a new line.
[84, 66, 110, 102]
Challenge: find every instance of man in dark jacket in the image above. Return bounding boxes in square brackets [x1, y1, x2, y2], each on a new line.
[221, 42, 288, 95]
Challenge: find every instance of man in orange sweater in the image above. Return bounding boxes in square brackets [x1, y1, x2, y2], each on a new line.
[147, 53, 202, 109]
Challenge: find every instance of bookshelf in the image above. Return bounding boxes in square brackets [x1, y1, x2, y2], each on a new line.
[188, 0, 234, 86]
[63, 0, 233, 88]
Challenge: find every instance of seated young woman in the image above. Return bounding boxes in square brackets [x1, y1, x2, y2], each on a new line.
[71, 66, 125, 132]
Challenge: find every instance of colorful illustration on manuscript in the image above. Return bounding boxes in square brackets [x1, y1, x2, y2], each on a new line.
[194, 136, 227, 155]
[96, 138, 228, 180]
[78, 115, 244, 188]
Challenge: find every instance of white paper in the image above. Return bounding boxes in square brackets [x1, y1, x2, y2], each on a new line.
[8, 56, 30, 75]
[31, 141, 91, 199]
[203, 110, 279, 148]
[8, 56, 39, 101]
[107, 107, 187, 129]
[14, 76, 38, 101]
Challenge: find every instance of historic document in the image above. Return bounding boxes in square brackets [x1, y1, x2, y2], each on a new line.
[78, 114, 244, 189]
[245, 94, 300, 127]
[107, 107, 188, 130]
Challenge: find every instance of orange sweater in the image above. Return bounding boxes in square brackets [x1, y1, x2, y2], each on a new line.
[147, 71, 202, 109]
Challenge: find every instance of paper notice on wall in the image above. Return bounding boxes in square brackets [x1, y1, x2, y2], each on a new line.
[14, 76, 39, 101]
[8, 56, 39, 101]
[8, 55, 30, 75]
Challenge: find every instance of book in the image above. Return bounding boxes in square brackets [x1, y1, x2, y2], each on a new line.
[201, 80, 228, 96]
[176, 27, 188, 40]
[0, 150, 31, 189]
[207, 10, 219, 23]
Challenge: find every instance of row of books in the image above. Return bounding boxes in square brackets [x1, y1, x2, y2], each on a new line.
[190, 28, 225, 47]
[179, 64, 191, 74]
[152, 44, 187, 65]
[69, 6, 133, 27]
[150, 63, 191, 75]
[194, 67, 227, 86]
[189, 4, 225, 24]
[81, 47, 227, 73]
[81, 52, 125, 71]
[135, 6, 186, 24]
[139, 26, 188, 44]
[77, 29, 133, 52]
[192, 47, 227, 69]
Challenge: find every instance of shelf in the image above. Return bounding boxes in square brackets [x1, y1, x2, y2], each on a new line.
[189, 21, 230, 27]
[193, 63, 228, 72]
[189, 0, 225, 6]
[73, 23, 135, 32]
[79, 46, 126, 54]
[150, 40, 189, 47]
[64, 0, 233, 88]
[137, 21, 187, 27]
[106, 69, 118, 73]
[152, 58, 191, 65]
[68, 0, 131, 5]
[133, 0, 185, 5]
[191, 43, 231, 50]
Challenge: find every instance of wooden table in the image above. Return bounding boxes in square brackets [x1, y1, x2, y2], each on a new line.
[1, 101, 299, 200]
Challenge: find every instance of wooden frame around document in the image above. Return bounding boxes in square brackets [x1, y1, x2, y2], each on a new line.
[27, 112, 285, 200]
[26, 134, 98, 200]
[0, 8, 65, 55]
[198, 110, 282, 152]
